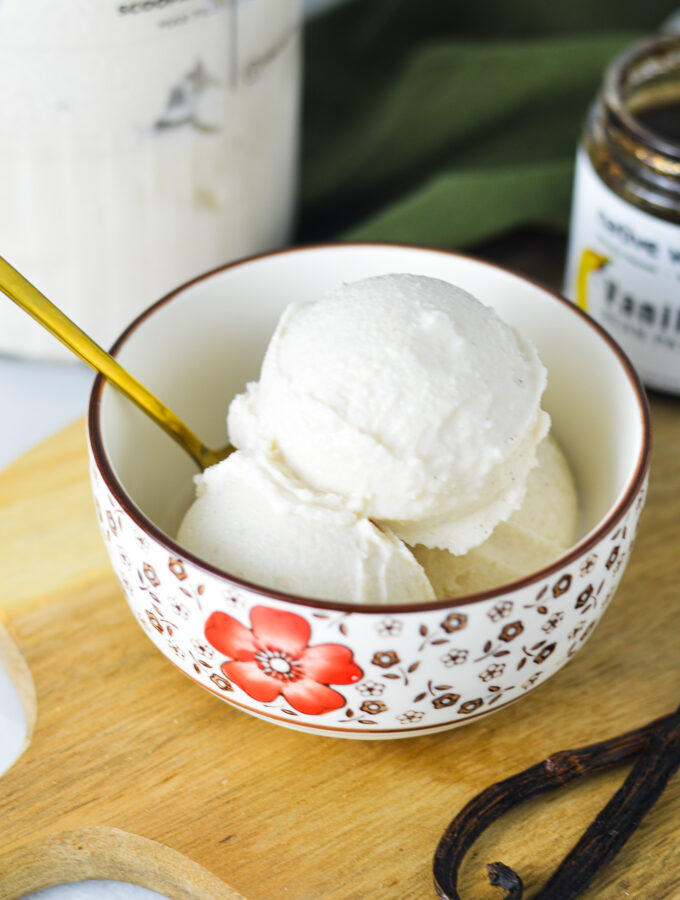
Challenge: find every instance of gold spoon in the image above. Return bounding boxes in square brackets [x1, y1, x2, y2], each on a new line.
[0, 256, 232, 470]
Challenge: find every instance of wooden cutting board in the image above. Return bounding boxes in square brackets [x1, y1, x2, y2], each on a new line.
[0, 401, 679, 900]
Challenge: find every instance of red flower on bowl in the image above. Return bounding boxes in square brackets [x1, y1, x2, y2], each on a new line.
[205, 605, 363, 715]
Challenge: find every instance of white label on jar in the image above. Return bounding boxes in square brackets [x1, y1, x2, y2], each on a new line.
[564, 145, 680, 394]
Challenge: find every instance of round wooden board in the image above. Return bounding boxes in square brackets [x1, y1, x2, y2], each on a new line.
[0, 407, 679, 900]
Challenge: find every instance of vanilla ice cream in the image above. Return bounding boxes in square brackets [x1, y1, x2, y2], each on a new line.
[413, 435, 579, 597]
[229, 274, 550, 555]
[178, 273, 576, 605]
[178, 449, 435, 604]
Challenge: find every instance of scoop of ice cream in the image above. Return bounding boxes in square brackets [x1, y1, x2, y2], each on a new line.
[228, 273, 549, 555]
[412, 435, 578, 597]
[177, 450, 435, 605]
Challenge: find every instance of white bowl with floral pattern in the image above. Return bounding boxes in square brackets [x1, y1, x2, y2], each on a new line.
[87, 243, 651, 739]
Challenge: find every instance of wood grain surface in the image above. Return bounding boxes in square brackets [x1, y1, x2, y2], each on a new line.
[0, 401, 678, 900]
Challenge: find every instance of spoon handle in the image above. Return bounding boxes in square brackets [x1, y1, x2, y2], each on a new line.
[0, 256, 214, 470]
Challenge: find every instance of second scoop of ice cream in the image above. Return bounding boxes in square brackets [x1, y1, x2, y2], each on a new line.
[228, 273, 550, 555]
[177, 450, 436, 605]
[413, 435, 579, 597]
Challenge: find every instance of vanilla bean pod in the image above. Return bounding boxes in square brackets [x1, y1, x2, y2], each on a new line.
[432, 709, 676, 900]
[531, 703, 680, 899]
[486, 862, 523, 899]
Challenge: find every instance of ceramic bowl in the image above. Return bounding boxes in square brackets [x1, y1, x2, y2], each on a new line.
[87, 243, 651, 739]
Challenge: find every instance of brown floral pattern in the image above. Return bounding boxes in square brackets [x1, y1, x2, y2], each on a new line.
[441, 613, 467, 633]
[210, 673, 233, 691]
[441, 649, 468, 667]
[360, 700, 387, 715]
[499, 621, 524, 642]
[371, 650, 400, 668]
[488, 601, 514, 622]
[432, 693, 460, 709]
[459, 698, 483, 715]
[143, 563, 160, 587]
[169, 557, 188, 580]
[89, 453, 649, 736]
[552, 574, 572, 597]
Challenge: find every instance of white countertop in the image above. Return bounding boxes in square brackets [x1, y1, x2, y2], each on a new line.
[0, 355, 93, 472]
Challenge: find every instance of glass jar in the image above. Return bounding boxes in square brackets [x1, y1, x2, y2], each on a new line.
[563, 34, 680, 394]
[0, 0, 302, 361]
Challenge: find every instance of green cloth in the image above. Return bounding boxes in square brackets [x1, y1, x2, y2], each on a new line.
[299, 0, 679, 249]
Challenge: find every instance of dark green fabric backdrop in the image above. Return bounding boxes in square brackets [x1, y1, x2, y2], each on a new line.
[298, 0, 679, 249]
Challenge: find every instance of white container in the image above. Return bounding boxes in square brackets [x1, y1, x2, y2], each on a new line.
[0, 0, 302, 360]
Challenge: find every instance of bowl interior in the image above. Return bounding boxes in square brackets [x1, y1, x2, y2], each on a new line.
[94, 244, 648, 573]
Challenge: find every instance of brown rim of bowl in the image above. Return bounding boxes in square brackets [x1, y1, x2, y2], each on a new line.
[88, 241, 652, 614]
